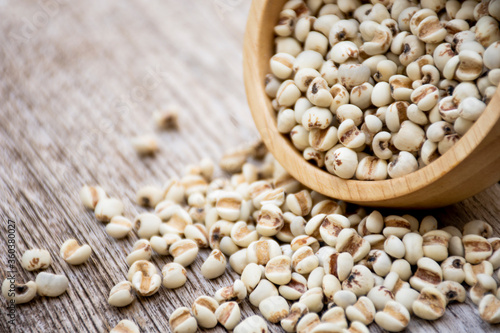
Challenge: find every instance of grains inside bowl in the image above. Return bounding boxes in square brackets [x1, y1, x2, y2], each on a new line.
[265, 0, 500, 180]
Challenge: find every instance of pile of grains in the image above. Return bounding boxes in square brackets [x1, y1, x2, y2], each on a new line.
[265, 0, 500, 180]
[102, 142, 500, 332]
[7, 140, 499, 332]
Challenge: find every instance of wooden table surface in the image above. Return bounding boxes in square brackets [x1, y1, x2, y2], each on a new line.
[0, 1, 499, 332]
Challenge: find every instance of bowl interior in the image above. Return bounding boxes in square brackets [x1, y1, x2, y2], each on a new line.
[243, 0, 500, 208]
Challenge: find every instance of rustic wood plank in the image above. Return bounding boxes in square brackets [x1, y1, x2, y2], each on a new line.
[0, 1, 498, 332]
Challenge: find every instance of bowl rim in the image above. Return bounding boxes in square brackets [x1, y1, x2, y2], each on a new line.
[243, 0, 500, 207]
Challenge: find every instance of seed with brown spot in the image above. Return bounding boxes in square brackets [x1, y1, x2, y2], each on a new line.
[192, 296, 219, 329]
[170, 307, 197, 333]
[479, 294, 500, 324]
[21, 249, 52, 271]
[412, 287, 447, 320]
[463, 234, 493, 264]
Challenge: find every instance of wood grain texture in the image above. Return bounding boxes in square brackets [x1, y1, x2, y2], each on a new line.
[243, 0, 500, 208]
[0, 0, 498, 332]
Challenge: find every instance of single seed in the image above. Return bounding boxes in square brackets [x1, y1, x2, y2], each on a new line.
[201, 249, 227, 279]
[79, 185, 107, 210]
[162, 263, 187, 289]
[215, 301, 241, 330]
[1, 280, 37, 304]
[21, 249, 52, 271]
[131, 134, 158, 155]
[60, 239, 92, 265]
[35, 273, 69, 297]
[110, 320, 140, 333]
[169, 307, 197, 333]
[108, 281, 134, 307]
[95, 198, 124, 222]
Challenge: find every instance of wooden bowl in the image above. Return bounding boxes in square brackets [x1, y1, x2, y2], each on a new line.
[243, 0, 500, 208]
